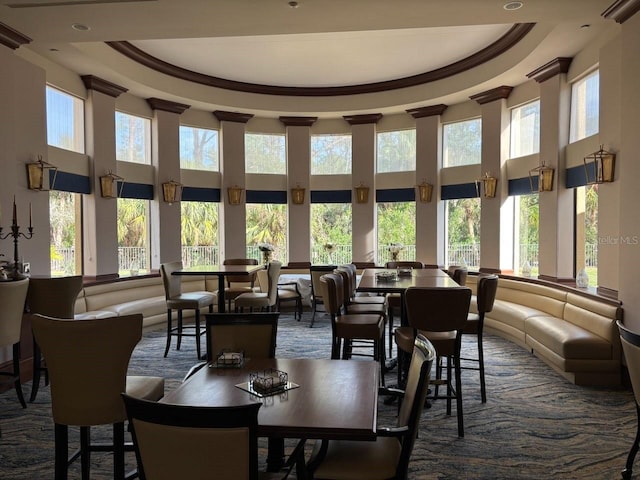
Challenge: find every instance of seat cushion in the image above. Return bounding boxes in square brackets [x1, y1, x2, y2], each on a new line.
[166, 291, 215, 311]
[235, 292, 270, 308]
[310, 437, 401, 480]
[336, 314, 384, 340]
[126, 375, 165, 402]
[394, 326, 415, 353]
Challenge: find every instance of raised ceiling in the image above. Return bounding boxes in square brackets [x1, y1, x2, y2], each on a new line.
[0, 0, 619, 118]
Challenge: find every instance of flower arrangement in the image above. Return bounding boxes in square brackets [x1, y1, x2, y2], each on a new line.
[388, 242, 404, 260]
[258, 243, 274, 252]
[324, 243, 336, 253]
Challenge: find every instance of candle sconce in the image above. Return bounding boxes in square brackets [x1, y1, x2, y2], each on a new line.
[0, 197, 34, 280]
[227, 185, 244, 205]
[291, 184, 305, 205]
[416, 180, 434, 203]
[100, 170, 125, 199]
[26, 155, 58, 191]
[162, 179, 183, 204]
[476, 172, 497, 198]
[354, 183, 370, 204]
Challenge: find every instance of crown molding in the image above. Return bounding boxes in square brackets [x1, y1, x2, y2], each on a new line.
[213, 110, 254, 123]
[526, 57, 573, 83]
[343, 114, 383, 125]
[81, 75, 128, 97]
[406, 104, 448, 118]
[0, 22, 31, 49]
[146, 97, 190, 114]
[470, 86, 513, 105]
[602, 0, 640, 23]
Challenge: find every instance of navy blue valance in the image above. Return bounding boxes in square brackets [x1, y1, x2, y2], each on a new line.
[441, 183, 478, 200]
[246, 190, 287, 204]
[376, 188, 415, 202]
[182, 187, 220, 202]
[310, 190, 352, 203]
[52, 171, 91, 194]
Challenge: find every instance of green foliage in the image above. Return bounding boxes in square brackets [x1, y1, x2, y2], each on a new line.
[117, 199, 147, 247]
[246, 204, 287, 258]
[446, 198, 481, 244]
[377, 130, 416, 173]
[310, 203, 352, 247]
[181, 202, 218, 245]
[245, 134, 286, 174]
[377, 202, 415, 245]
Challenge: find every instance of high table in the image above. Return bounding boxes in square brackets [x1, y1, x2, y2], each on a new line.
[172, 264, 264, 313]
[162, 357, 379, 474]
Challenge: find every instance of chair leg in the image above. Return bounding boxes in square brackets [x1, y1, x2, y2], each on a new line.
[195, 310, 202, 360]
[478, 331, 487, 403]
[30, 338, 42, 402]
[164, 309, 172, 357]
[54, 423, 68, 480]
[623, 404, 640, 480]
[113, 422, 125, 480]
[455, 352, 464, 438]
[388, 307, 394, 358]
[177, 310, 185, 350]
[12, 343, 26, 408]
[310, 302, 317, 328]
[80, 426, 90, 480]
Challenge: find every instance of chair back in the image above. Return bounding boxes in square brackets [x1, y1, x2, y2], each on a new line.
[224, 258, 259, 286]
[205, 312, 279, 361]
[477, 274, 498, 315]
[404, 286, 471, 333]
[27, 276, 83, 318]
[319, 273, 344, 316]
[385, 261, 424, 269]
[310, 265, 336, 304]
[334, 267, 354, 304]
[31, 313, 143, 426]
[265, 261, 282, 306]
[395, 334, 436, 477]
[452, 268, 468, 286]
[619, 321, 640, 406]
[122, 394, 262, 480]
[0, 278, 29, 347]
[160, 261, 183, 299]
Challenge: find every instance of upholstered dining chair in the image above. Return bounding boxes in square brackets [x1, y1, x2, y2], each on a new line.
[0, 278, 30, 412]
[234, 261, 281, 313]
[306, 334, 436, 480]
[340, 263, 387, 305]
[447, 265, 468, 286]
[222, 258, 259, 311]
[160, 261, 215, 359]
[618, 321, 640, 480]
[121, 395, 293, 480]
[276, 281, 303, 320]
[31, 313, 164, 480]
[461, 274, 498, 403]
[385, 261, 424, 358]
[320, 272, 385, 384]
[26, 275, 84, 402]
[309, 265, 337, 327]
[395, 286, 471, 437]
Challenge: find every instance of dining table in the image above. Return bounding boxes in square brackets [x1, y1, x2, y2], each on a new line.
[172, 264, 264, 313]
[162, 357, 379, 476]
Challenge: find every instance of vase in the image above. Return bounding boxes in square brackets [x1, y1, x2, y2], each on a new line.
[391, 252, 399, 261]
[576, 268, 589, 288]
[262, 251, 272, 265]
[521, 261, 532, 277]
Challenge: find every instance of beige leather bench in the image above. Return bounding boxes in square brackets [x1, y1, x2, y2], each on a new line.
[467, 275, 623, 386]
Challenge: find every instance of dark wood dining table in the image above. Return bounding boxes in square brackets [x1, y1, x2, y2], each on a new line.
[357, 268, 459, 326]
[161, 357, 380, 474]
[172, 264, 264, 313]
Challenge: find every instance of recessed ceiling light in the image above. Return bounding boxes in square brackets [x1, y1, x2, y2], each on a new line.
[503, 1, 523, 10]
[288, 1, 299, 8]
[581, 24, 591, 29]
[71, 23, 90, 31]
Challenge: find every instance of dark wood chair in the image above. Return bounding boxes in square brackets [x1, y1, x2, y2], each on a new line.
[461, 274, 498, 402]
[395, 286, 471, 437]
[26, 275, 84, 402]
[309, 265, 336, 327]
[385, 261, 424, 357]
[306, 334, 436, 480]
[223, 258, 259, 310]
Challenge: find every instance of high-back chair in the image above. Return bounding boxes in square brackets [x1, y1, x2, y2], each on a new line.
[309, 265, 337, 327]
[0, 278, 30, 411]
[26, 275, 83, 402]
[320, 273, 385, 384]
[395, 286, 471, 437]
[160, 261, 215, 359]
[341, 263, 386, 304]
[222, 258, 259, 311]
[618, 321, 640, 480]
[31, 314, 164, 480]
[307, 334, 436, 480]
[461, 274, 498, 402]
[206, 312, 279, 361]
[447, 266, 468, 286]
[122, 394, 263, 480]
[234, 261, 281, 313]
[385, 261, 424, 358]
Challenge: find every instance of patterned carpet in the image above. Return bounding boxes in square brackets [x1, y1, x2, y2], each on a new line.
[0, 311, 637, 479]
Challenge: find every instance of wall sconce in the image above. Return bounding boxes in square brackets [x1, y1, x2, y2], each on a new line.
[162, 179, 183, 204]
[354, 183, 370, 204]
[100, 170, 124, 198]
[584, 145, 615, 184]
[529, 161, 555, 192]
[476, 172, 497, 198]
[291, 184, 306, 205]
[26, 155, 58, 191]
[416, 180, 433, 203]
[227, 185, 243, 205]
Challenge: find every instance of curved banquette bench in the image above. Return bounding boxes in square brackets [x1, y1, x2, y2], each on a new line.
[466, 274, 623, 387]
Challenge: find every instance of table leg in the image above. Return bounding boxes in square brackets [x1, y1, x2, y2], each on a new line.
[266, 437, 285, 472]
[217, 275, 225, 313]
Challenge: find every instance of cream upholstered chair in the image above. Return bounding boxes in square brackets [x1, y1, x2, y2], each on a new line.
[395, 286, 471, 437]
[618, 321, 640, 480]
[31, 313, 164, 480]
[307, 334, 436, 480]
[234, 261, 281, 313]
[160, 261, 215, 359]
[222, 258, 259, 310]
[0, 278, 30, 411]
[121, 395, 293, 480]
[461, 274, 498, 403]
[26, 275, 84, 402]
[320, 273, 385, 384]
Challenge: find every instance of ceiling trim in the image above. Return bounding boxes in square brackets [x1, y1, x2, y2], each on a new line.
[0, 21, 31, 49]
[602, 0, 640, 23]
[106, 23, 535, 98]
